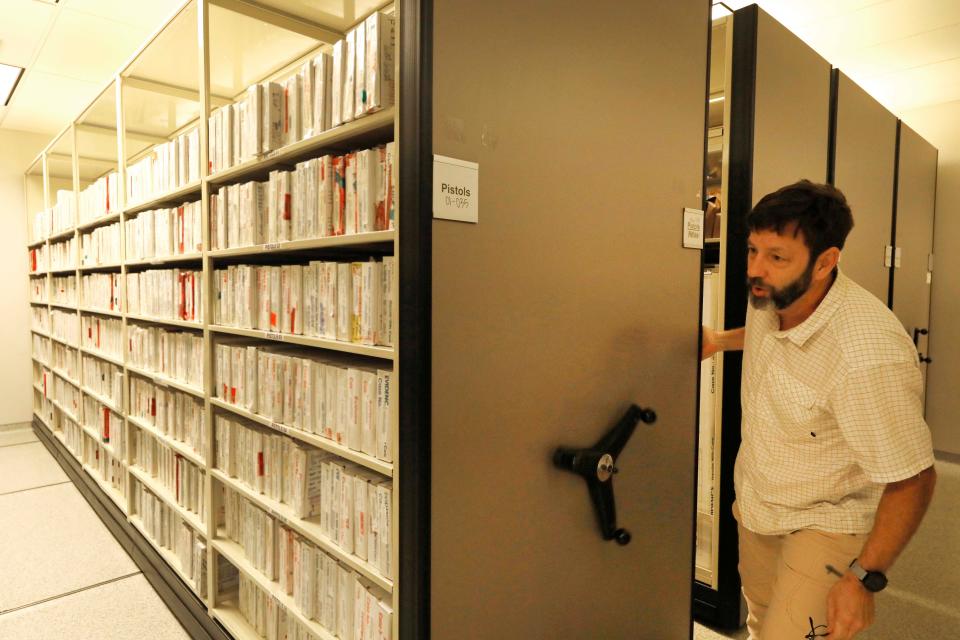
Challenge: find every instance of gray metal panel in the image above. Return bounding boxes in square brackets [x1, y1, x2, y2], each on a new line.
[833, 71, 897, 302]
[752, 9, 831, 203]
[892, 124, 938, 393]
[431, 1, 708, 637]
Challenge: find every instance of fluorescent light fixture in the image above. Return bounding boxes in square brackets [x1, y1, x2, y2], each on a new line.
[712, 2, 733, 19]
[0, 63, 25, 107]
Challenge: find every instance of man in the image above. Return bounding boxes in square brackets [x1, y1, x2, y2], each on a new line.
[702, 180, 937, 640]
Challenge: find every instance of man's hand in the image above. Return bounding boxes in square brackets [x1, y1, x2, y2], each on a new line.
[701, 325, 720, 360]
[826, 573, 875, 639]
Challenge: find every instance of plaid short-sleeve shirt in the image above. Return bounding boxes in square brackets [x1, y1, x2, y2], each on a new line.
[734, 269, 935, 535]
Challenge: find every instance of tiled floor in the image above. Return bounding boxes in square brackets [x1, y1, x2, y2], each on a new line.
[0, 423, 190, 640]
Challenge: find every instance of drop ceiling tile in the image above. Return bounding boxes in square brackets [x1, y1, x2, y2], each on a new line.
[838, 24, 960, 79]
[791, 0, 960, 56]
[32, 10, 149, 84]
[0, 70, 100, 134]
[857, 56, 960, 112]
[0, 0, 57, 68]
[63, 0, 187, 30]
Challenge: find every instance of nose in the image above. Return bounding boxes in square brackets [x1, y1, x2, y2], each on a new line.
[747, 253, 765, 280]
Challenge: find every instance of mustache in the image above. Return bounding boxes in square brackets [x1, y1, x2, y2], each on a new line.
[747, 277, 770, 290]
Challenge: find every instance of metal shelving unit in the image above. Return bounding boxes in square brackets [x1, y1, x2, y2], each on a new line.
[24, 1, 403, 638]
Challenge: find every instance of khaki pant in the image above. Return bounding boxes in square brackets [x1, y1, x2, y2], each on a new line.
[734, 502, 867, 640]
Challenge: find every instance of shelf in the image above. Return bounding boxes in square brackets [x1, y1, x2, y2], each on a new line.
[49, 266, 79, 275]
[79, 419, 124, 462]
[52, 368, 80, 387]
[48, 228, 76, 242]
[28, 238, 46, 249]
[79, 262, 123, 272]
[211, 468, 393, 593]
[77, 212, 121, 232]
[49, 335, 79, 349]
[125, 181, 202, 216]
[79, 306, 123, 318]
[30, 328, 50, 338]
[30, 300, 50, 307]
[125, 364, 205, 400]
[125, 253, 204, 268]
[49, 397, 81, 424]
[81, 384, 123, 414]
[209, 325, 395, 362]
[50, 302, 78, 311]
[208, 108, 396, 187]
[209, 231, 395, 259]
[212, 538, 338, 640]
[129, 514, 203, 599]
[80, 347, 125, 367]
[127, 414, 205, 468]
[28, 271, 48, 278]
[31, 356, 49, 367]
[129, 465, 206, 536]
[82, 462, 128, 514]
[210, 603, 261, 640]
[210, 397, 393, 478]
[126, 314, 203, 330]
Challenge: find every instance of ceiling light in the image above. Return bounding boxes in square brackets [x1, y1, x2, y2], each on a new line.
[0, 63, 25, 107]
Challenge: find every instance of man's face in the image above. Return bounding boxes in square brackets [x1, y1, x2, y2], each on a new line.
[746, 226, 815, 311]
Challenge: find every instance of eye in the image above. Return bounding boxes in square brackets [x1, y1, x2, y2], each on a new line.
[747, 246, 758, 256]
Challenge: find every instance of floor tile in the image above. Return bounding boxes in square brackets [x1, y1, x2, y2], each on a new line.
[0, 574, 189, 640]
[0, 428, 37, 448]
[0, 441, 67, 495]
[0, 482, 138, 612]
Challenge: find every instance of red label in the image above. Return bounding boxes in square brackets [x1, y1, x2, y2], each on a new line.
[289, 309, 296, 333]
[151, 398, 156, 417]
[270, 312, 278, 328]
[257, 452, 264, 476]
[230, 387, 237, 403]
[103, 408, 110, 442]
[283, 194, 292, 220]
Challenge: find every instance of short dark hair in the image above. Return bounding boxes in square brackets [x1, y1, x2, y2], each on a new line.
[746, 180, 854, 259]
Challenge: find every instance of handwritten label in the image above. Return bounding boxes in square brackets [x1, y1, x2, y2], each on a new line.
[265, 331, 285, 342]
[263, 242, 282, 251]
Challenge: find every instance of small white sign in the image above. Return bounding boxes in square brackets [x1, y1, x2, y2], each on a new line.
[433, 154, 479, 223]
[683, 207, 705, 249]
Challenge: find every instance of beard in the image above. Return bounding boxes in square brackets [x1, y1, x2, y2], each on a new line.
[747, 261, 814, 311]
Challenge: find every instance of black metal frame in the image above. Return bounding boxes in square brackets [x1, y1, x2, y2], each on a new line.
[32, 419, 230, 640]
[398, 0, 432, 636]
[692, 3, 757, 630]
[888, 121, 902, 309]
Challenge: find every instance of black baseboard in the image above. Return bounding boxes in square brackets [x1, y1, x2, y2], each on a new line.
[32, 419, 231, 640]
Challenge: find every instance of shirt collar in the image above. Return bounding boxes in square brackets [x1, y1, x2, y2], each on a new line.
[770, 268, 848, 347]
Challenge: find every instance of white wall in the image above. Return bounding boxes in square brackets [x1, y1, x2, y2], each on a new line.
[0, 129, 53, 426]
[901, 101, 960, 454]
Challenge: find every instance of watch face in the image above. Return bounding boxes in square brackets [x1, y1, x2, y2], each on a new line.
[864, 571, 888, 592]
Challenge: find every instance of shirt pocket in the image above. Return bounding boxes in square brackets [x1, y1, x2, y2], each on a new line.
[765, 370, 825, 439]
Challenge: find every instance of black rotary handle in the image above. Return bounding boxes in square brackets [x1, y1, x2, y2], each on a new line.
[553, 404, 656, 545]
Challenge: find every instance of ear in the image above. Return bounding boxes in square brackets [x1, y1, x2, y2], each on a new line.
[813, 247, 840, 281]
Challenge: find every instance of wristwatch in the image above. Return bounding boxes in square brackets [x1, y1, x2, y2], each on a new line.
[849, 559, 888, 592]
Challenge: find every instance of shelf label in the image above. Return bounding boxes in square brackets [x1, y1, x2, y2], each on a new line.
[433, 155, 479, 223]
[683, 208, 705, 250]
[263, 242, 282, 251]
[265, 331, 285, 341]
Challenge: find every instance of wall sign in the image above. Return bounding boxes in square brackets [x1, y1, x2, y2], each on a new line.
[433, 155, 479, 223]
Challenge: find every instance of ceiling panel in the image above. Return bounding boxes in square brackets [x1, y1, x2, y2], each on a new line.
[838, 23, 960, 79]
[32, 9, 146, 84]
[1, 70, 100, 133]
[63, 0, 187, 30]
[0, 0, 57, 67]
[858, 56, 960, 112]
[252, 0, 389, 32]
